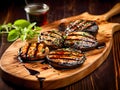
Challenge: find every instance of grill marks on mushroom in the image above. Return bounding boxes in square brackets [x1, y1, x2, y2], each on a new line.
[18, 42, 49, 62]
[47, 48, 86, 69]
[18, 19, 101, 69]
[65, 19, 98, 36]
[39, 30, 64, 49]
[64, 32, 98, 51]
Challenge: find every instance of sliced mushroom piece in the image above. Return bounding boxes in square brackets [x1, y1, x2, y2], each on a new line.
[38, 30, 64, 49]
[47, 48, 86, 69]
[64, 31, 98, 51]
[65, 19, 99, 36]
[18, 42, 49, 63]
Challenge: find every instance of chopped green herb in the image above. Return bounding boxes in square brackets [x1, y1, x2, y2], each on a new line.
[63, 35, 67, 39]
[41, 49, 45, 53]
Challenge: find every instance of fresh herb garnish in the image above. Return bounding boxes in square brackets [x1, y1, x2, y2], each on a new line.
[0, 19, 41, 42]
[41, 48, 45, 53]
[63, 35, 67, 39]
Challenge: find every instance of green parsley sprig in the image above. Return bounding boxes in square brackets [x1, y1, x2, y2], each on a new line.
[0, 19, 41, 42]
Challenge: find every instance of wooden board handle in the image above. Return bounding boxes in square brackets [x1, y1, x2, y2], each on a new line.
[103, 3, 120, 20]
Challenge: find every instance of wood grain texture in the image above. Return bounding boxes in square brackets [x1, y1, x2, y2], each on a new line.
[0, 3, 120, 89]
[113, 31, 120, 90]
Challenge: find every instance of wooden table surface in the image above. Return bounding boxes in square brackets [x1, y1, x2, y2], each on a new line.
[0, 0, 120, 90]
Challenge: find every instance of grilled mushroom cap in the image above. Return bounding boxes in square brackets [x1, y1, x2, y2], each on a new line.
[38, 30, 64, 49]
[18, 42, 49, 62]
[65, 19, 98, 36]
[64, 31, 98, 51]
[47, 48, 86, 69]
[18, 19, 100, 70]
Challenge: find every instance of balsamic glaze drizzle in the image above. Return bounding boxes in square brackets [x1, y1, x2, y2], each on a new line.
[96, 42, 106, 49]
[23, 65, 40, 76]
[36, 75, 45, 89]
[22, 65, 46, 89]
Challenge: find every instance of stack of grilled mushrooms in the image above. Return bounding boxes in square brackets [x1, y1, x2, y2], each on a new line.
[18, 19, 99, 69]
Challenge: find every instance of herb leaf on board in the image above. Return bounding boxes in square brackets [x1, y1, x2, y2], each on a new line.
[0, 19, 41, 42]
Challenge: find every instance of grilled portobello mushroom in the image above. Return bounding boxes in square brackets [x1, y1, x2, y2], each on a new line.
[17, 18, 101, 70]
[65, 19, 98, 36]
[38, 30, 64, 49]
[18, 42, 49, 62]
[47, 48, 86, 69]
[64, 31, 98, 51]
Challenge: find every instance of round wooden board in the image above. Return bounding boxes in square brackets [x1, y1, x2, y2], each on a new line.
[1, 3, 120, 89]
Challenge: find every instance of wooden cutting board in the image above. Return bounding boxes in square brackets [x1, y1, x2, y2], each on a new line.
[0, 3, 120, 90]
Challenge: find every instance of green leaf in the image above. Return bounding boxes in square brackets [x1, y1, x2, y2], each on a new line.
[34, 26, 41, 31]
[0, 25, 2, 32]
[7, 29, 20, 42]
[0, 19, 42, 42]
[13, 19, 30, 28]
[20, 34, 27, 41]
[28, 22, 36, 29]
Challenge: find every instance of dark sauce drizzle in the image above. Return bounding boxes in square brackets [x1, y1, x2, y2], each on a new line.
[22, 64, 46, 89]
[36, 75, 45, 89]
[96, 42, 106, 49]
[23, 65, 40, 76]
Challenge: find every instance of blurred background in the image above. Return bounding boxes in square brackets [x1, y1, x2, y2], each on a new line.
[0, 0, 120, 24]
